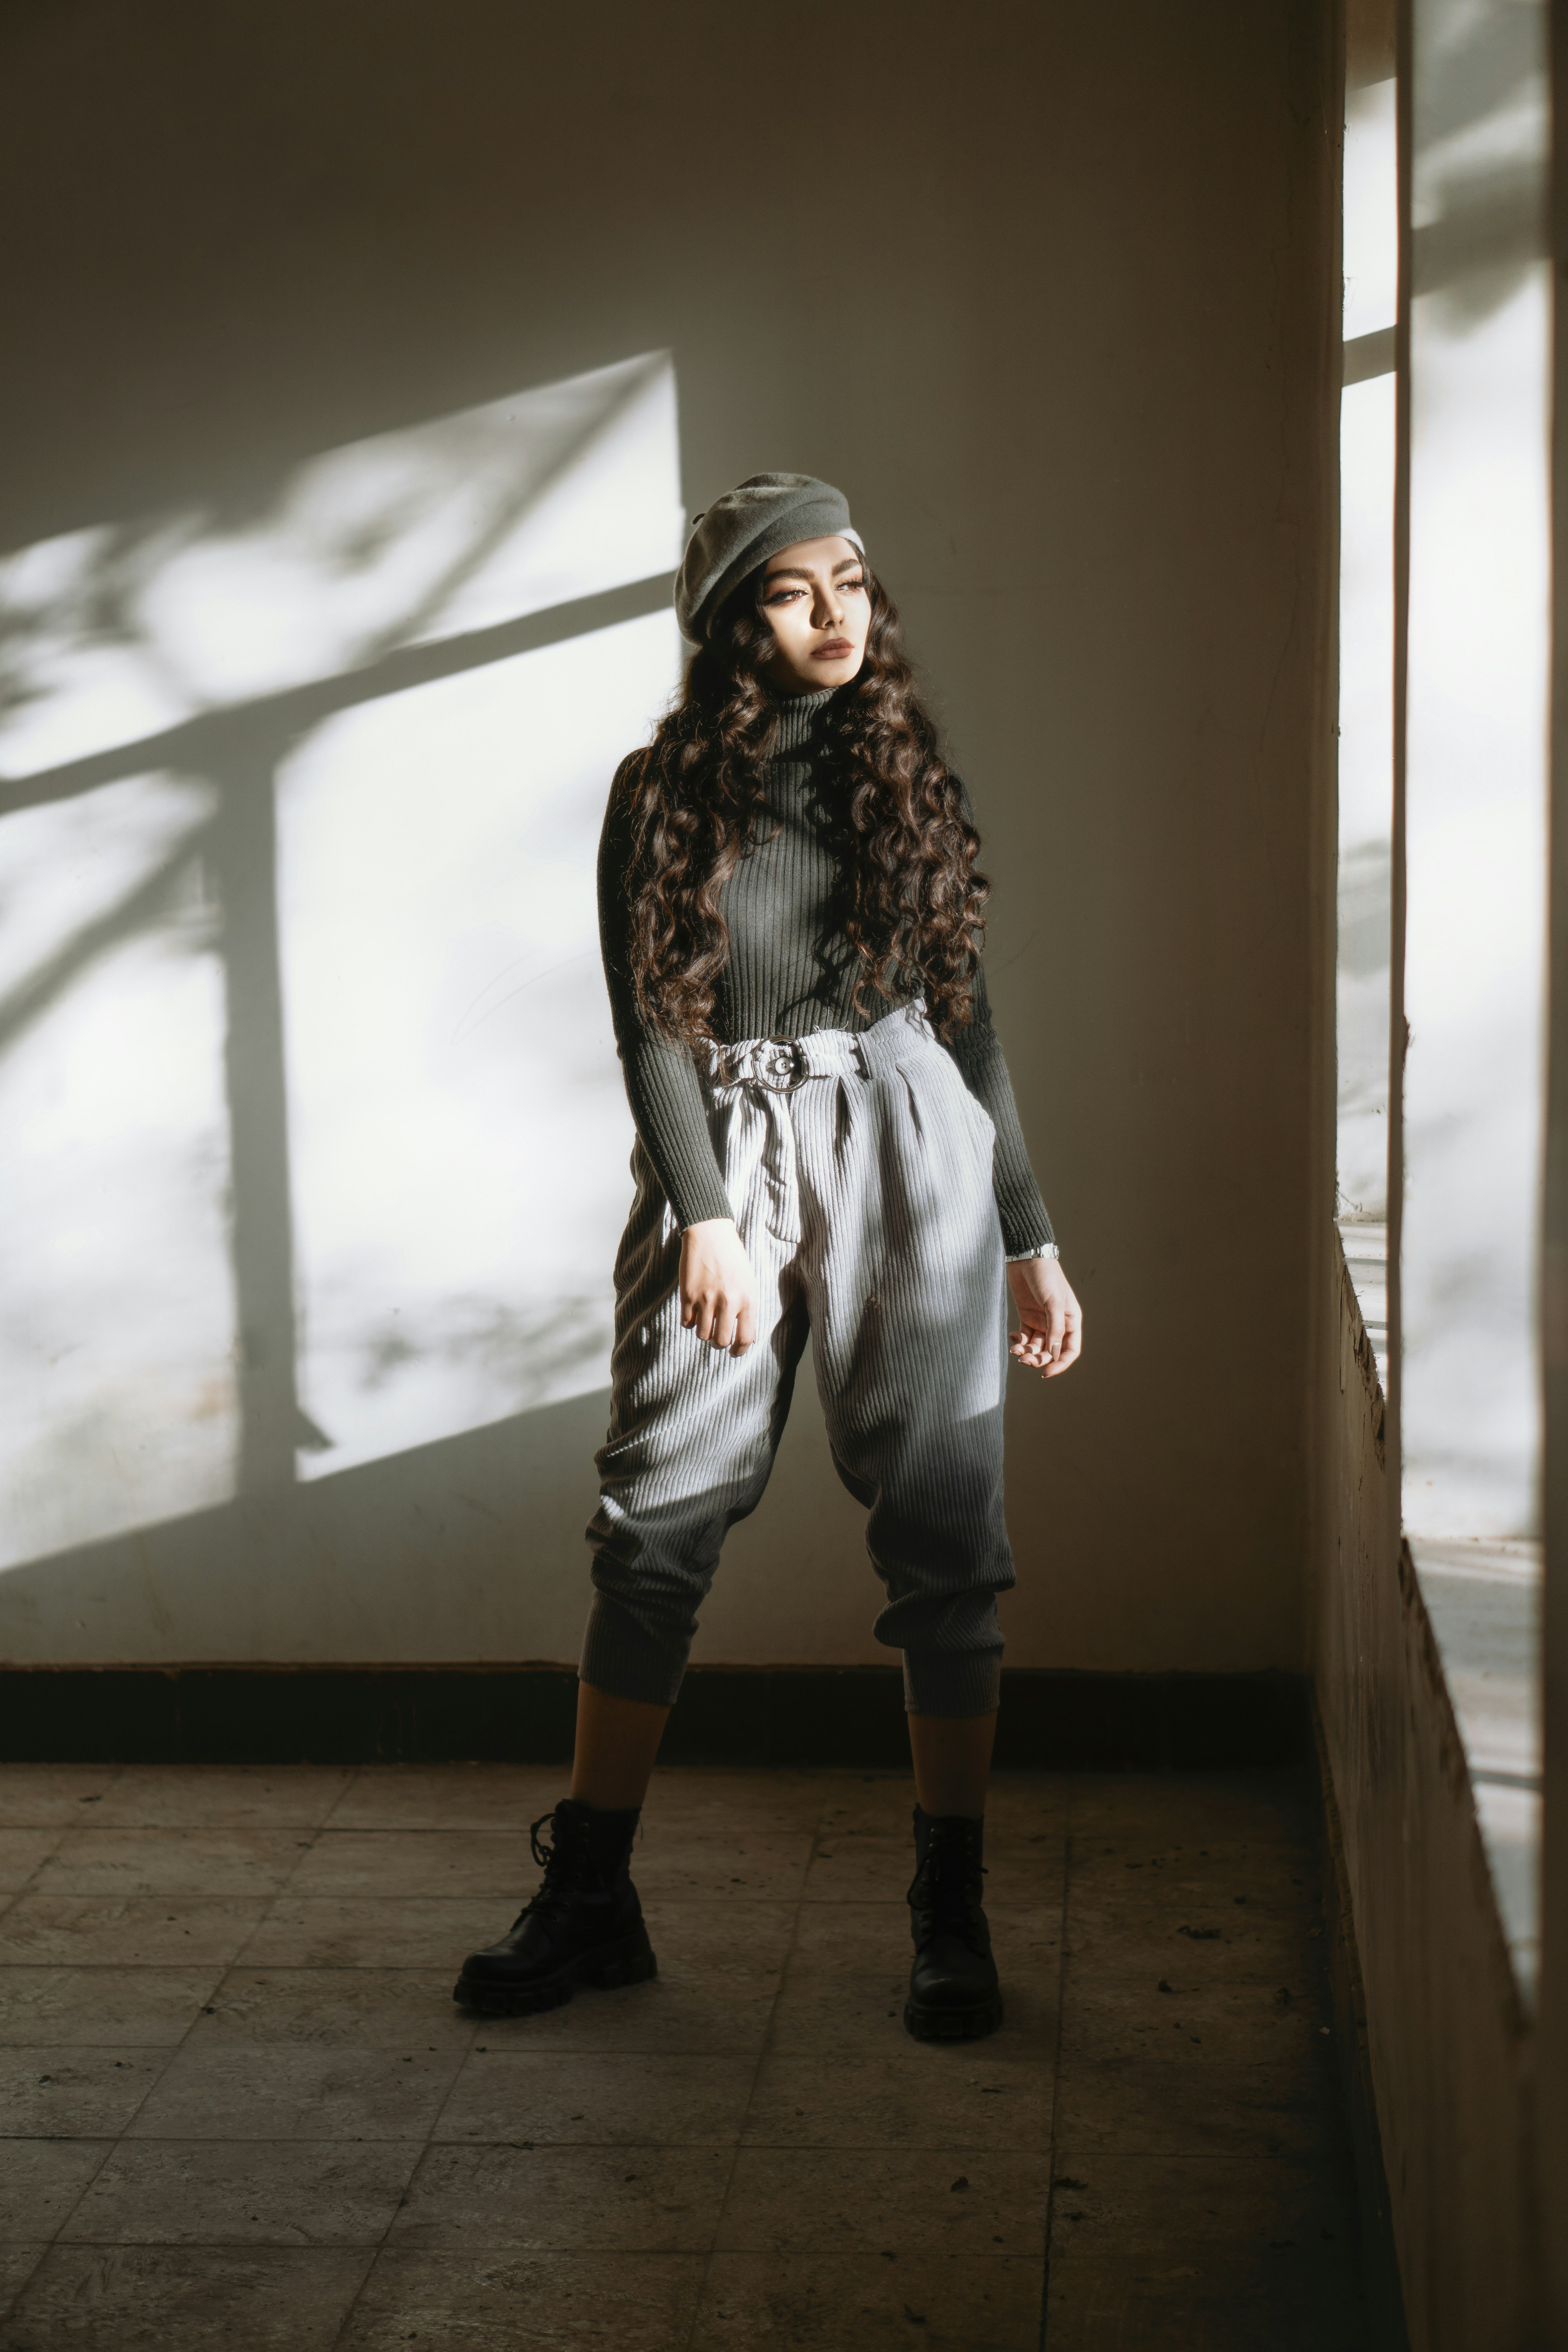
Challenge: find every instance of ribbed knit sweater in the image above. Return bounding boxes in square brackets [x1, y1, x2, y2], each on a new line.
[597, 687, 1054, 1258]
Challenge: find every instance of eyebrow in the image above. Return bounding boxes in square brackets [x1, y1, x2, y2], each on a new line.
[765, 556, 865, 582]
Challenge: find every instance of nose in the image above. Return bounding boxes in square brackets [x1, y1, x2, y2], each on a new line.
[815, 584, 844, 627]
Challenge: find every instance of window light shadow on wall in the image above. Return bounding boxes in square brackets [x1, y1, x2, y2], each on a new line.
[0, 352, 684, 1571]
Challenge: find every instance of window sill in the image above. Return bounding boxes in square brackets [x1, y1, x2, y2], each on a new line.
[1336, 1215, 1388, 1391]
[1334, 1215, 1540, 2006]
[1407, 1534, 1542, 2007]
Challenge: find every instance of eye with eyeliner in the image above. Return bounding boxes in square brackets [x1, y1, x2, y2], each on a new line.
[762, 575, 866, 606]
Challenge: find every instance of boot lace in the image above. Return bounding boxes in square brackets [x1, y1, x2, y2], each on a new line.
[913, 1846, 989, 1953]
[512, 1809, 583, 1926]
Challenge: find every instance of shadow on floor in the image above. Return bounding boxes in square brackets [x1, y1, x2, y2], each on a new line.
[0, 1761, 1370, 2349]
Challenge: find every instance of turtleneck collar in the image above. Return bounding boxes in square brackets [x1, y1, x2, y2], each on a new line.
[769, 684, 837, 758]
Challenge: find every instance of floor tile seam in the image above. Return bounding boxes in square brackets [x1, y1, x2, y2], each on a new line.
[794, 1895, 1059, 1911]
[1037, 1775, 1074, 2350]
[60, 1823, 324, 1835]
[318, 1771, 374, 1833]
[423, 2145, 748, 2154]
[1029, 2147, 1350, 2168]
[46, 2132, 432, 2151]
[415, 2007, 488, 2152]
[54, 2232, 411, 2252]
[425, 2131, 1046, 2151]
[225, 1876, 322, 1971]
[0, 2040, 221, 2055]
[713, 2137, 1055, 2155]
[350, 2236, 1042, 2259]
[0, 1961, 247, 1976]
[1, 2132, 118, 2258]
[0, 1888, 275, 1918]
[683, 1866, 812, 2352]
[0, 2241, 48, 2329]
[27, 2114, 818, 2146]
[18, 1882, 308, 1906]
[1, 2137, 128, 2162]
[1052, 2054, 1342, 2083]
[111, 2135, 459, 2158]
[414, 2043, 769, 2059]
[359, 2249, 1044, 2267]
[425, 2135, 743, 2154]
[46, 2241, 785, 2270]
[248, 1893, 809, 1905]
[189, 1963, 498, 1975]
[184, 2029, 768, 2048]
[262, 1815, 336, 1909]
[5, 2050, 186, 2141]
[410, 2135, 741, 2155]
[264, 1892, 809, 1906]
[1042, 2141, 1344, 2162]
[701, 2242, 1040, 2263]
[0, 1826, 70, 1907]
[319, 1790, 498, 2352]
[452, 2049, 1053, 2069]
[313, 2241, 383, 2352]
[218, 2119, 427, 2306]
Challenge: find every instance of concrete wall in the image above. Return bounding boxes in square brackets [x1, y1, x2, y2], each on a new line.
[1316, 1239, 1536, 2349]
[0, 0, 1338, 1668]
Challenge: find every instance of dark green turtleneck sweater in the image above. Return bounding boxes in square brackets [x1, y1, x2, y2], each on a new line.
[597, 687, 1054, 1258]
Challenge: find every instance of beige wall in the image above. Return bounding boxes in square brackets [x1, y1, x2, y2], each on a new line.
[0, 0, 1338, 1669]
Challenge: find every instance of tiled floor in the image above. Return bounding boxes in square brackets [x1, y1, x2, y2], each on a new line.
[0, 1761, 1370, 2348]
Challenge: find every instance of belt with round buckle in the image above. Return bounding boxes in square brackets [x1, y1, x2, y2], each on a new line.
[756, 1037, 807, 1093]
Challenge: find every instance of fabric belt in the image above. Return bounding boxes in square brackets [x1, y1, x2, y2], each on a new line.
[706, 1003, 933, 1094]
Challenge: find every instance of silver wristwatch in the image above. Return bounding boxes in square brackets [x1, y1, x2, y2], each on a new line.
[1006, 1242, 1060, 1263]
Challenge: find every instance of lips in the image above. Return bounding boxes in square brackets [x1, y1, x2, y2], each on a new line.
[813, 639, 853, 659]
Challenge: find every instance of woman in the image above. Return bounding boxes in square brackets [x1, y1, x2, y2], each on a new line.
[456, 474, 1082, 2042]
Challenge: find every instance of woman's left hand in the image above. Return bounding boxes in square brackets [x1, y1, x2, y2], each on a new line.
[1007, 1255, 1083, 1379]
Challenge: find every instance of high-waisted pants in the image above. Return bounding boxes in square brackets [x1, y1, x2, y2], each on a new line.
[581, 1004, 1016, 1717]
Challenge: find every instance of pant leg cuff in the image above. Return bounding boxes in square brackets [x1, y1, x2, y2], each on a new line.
[579, 1593, 690, 1708]
[902, 1646, 1003, 1717]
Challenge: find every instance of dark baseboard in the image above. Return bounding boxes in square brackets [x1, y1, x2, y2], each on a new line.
[0, 1664, 1310, 1769]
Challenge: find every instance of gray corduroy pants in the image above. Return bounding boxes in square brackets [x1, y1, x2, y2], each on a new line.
[581, 1004, 1016, 1716]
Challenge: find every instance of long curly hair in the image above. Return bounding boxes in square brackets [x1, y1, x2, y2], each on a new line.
[616, 565, 988, 1047]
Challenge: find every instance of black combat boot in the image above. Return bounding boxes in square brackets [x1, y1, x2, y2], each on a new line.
[452, 1798, 656, 2016]
[904, 1805, 1003, 2042]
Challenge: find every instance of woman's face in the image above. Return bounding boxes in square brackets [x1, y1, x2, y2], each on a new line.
[756, 534, 871, 695]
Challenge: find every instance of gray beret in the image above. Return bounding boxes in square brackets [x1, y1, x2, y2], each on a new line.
[674, 472, 864, 642]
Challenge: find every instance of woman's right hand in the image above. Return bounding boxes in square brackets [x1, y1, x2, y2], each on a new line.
[679, 1218, 760, 1355]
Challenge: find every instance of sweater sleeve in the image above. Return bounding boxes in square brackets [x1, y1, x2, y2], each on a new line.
[598, 763, 735, 1230]
[941, 781, 1057, 1259]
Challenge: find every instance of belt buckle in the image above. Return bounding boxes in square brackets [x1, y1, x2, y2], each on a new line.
[757, 1036, 805, 1093]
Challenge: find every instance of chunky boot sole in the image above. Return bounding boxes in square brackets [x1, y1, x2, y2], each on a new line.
[904, 1988, 1005, 2043]
[452, 1924, 657, 2017]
